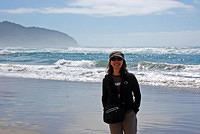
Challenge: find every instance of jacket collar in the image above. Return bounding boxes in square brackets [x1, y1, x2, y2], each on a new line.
[105, 72, 128, 82]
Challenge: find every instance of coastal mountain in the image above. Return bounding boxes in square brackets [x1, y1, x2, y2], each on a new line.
[0, 21, 78, 48]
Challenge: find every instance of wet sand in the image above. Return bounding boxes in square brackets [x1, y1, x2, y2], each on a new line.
[0, 126, 40, 134]
[0, 77, 199, 134]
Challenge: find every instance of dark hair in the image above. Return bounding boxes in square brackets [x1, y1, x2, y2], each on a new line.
[106, 58, 128, 76]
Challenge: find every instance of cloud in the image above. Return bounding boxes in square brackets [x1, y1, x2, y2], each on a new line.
[0, 0, 194, 16]
[193, 0, 200, 4]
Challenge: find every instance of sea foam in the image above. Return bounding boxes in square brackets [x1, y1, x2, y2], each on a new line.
[0, 60, 200, 89]
[0, 47, 200, 89]
[1, 47, 200, 54]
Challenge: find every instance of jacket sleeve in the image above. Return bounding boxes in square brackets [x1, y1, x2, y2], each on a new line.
[131, 74, 141, 113]
[102, 78, 108, 108]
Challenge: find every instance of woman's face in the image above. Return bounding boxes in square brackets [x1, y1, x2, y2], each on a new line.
[110, 56, 123, 71]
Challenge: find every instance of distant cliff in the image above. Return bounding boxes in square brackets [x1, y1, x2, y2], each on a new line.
[0, 21, 78, 48]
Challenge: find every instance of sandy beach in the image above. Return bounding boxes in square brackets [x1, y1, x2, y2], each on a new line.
[0, 77, 199, 134]
[0, 126, 40, 134]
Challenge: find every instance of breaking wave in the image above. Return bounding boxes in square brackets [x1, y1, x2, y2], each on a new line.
[131, 61, 200, 71]
[1, 47, 200, 54]
[0, 47, 200, 89]
[0, 60, 200, 89]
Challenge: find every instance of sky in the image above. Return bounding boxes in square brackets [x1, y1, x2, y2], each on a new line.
[0, 0, 200, 47]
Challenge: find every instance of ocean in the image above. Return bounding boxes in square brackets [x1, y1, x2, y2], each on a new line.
[0, 47, 200, 89]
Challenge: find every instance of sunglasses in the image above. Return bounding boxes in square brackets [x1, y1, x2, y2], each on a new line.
[110, 57, 123, 61]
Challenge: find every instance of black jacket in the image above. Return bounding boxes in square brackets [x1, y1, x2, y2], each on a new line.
[102, 72, 141, 113]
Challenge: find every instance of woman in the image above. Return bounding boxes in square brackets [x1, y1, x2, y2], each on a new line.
[102, 51, 141, 134]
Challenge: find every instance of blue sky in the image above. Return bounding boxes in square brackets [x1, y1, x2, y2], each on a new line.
[0, 0, 200, 47]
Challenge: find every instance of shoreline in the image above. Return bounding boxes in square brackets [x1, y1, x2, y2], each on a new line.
[0, 76, 198, 92]
[0, 76, 199, 134]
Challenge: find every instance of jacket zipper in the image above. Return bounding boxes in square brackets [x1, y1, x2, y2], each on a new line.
[105, 107, 119, 114]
